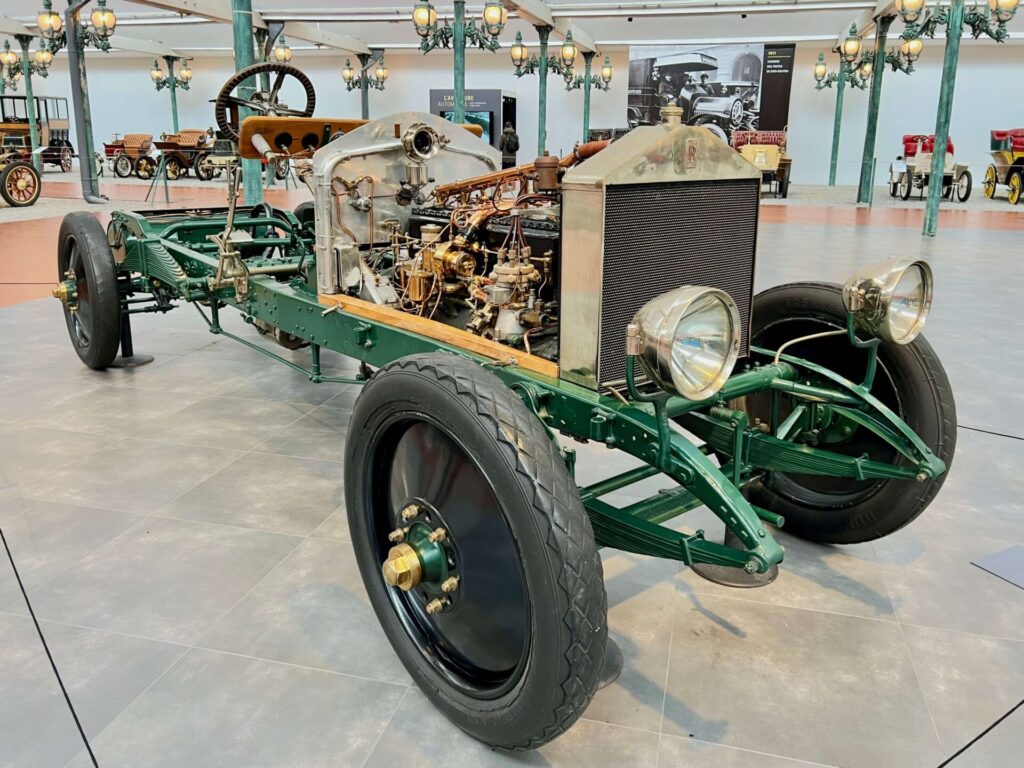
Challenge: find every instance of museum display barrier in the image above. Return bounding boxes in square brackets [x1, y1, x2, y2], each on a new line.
[48, 63, 956, 751]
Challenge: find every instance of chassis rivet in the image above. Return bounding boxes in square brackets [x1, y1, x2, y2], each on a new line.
[915, 472, 928, 482]
[425, 597, 448, 615]
[427, 527, 447, 543]
[441, 576, 459, 593]
[744, 560, 758, 574]
[387, 528, 406, 543]
[758, 529, 766, 538]
[400, 504, 420, 522]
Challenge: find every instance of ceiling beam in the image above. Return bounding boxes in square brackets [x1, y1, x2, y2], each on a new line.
[503, 0, 554, 28]
[0, 16, 32, 37]
[281, 21, 371, 55]
[553, 20, 597, 53]
[109, 34, 184, 57]
[128, 0, 267, 30]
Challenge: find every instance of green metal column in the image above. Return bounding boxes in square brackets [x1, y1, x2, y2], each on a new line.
[164, 57, 180, 133]
[923, 0, 965, 237]
[452, 0, 466, 123]
[581, 50, 594, 142]
[358, 53, 371, 120]
[828, 70, 846, 186]
[857, 16, 893, 204]
[64, 4, 103, 201]
[536, 25, 550, 154]
[231, 0, 263, 205]
[17, 36, 42, 173]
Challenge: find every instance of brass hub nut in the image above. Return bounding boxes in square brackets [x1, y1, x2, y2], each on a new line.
[381, 543, 423, 591]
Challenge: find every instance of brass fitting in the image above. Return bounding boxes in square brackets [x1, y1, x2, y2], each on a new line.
[425, 597, 448, 615]
[427, 527, 447, 544]
[400, 504, 420, 522]
[440, 576, 460, 594]
[387, 528, 406, 543]
[381, 543, 423, 591]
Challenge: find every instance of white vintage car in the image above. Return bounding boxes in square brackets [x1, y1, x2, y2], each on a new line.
[889, 134, 971, 202]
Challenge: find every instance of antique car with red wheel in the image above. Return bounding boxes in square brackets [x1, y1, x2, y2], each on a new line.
[983, 128, 1024, 204]
[51, 63, 956, 750]
[0, 145, 42, 207]
[889, 134, 971, 202]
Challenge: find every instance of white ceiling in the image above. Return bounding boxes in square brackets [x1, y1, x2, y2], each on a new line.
[0, 1, 1020, 54]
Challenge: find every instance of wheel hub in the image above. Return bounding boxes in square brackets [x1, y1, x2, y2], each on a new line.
[51, 271, 79, 309]
[380, 506, 454, 602]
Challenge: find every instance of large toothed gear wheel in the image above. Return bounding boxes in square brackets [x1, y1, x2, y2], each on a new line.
[214, 62, 316, 142]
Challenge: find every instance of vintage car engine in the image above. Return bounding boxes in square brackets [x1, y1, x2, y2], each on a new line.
[312, 108, 763, 377]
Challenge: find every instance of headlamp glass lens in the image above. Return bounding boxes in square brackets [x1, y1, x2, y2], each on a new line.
[670, 293, 735, 397]
[889, 265, 926, 342]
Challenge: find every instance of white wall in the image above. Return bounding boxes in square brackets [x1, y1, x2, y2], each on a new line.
[29, 48, 631, 165]
[23, 39, 1023, 188]
[787, 40, 1024, 186]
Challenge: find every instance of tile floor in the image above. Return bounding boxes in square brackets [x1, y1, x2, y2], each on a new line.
[0, 214, 1022, 768]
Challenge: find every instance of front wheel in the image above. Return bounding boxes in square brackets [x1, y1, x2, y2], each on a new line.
[165, 157, 183, 181]
[0, 160, 41, 207]
[60, 146, 73, 173]
[1008, 170, 1022, 206]
[955, 170, 972, 202]
[740, 283, 956, 544]
[134, 156, 155, 180]
[983, 164, 997, 199]
[345, 353, 607, 749]
[898, 172, 912, 200]
[113, 154, 133, 178]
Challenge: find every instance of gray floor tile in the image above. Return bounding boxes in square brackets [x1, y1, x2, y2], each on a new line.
[310, 506, 351, 542]
[23, 385, 199, 437]
[657, 735, 837, 767]
[15, 438, 244, 513]
[0, 613, 183, 768]
[65, 648, 406, 768]
[25, 516, 299, 644]
[161, 453, 342, 535]
[677, 530, 895, 621]
[198, 538, 411, 686]
[218, 366, 360, 406]
[872, 527, 1024, 641]
[0, 424, 121, 493]
[0, 497, 140, 610]
[901, 624, 1024, 757]
[252, 404, 354, 462]
[151, 395, 312, 451]
[942, 706, 1024, 768]
[364, 689, 660, 768]
[662, 593, 942, 768]
[110, 352, 273, 397]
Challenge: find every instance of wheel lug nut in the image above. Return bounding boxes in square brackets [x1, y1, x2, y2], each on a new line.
[400, 504, 420, 522]
[387, 527, 406, 543]
[425, 597, 448, 615]
[441, 576, 459, 593]
[427, 527, 447, 543]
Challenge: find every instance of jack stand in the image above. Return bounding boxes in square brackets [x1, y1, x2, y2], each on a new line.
[690, 527, 780, 588]
[109, 301, 154, 369]
[598, 636, 624, 689]
[144, 155, 172, 205]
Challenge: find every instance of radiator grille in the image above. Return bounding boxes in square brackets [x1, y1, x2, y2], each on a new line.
[598, 178, 758, 387]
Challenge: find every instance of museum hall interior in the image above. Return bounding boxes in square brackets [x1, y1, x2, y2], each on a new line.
[0, 1, 1022, 767]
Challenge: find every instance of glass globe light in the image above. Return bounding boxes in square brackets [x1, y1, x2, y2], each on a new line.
[150, 61, 165, 83]
[600, 56, 613, 84]
[37, 3, 63, 39]
[178, 63, 192, 82]
[510, 31, 527, 67]
[560, 32, 577, 69]
[412, 0, 437, 37]
[895, 0, 927, 23]
[988, 0, 1019, 22]
[375, 59, 389, 84]
[342, 59, 356, 84]
[859, 59, 873, 79]
[841, 29, 862, 64]
[813, 52, 828, 82]
[34, 48, 53, 67]
[273, 36, 292, 63]
[901, 36, 924, 62]
[481, 0, 508, 36]
[90, 1, 116, 39]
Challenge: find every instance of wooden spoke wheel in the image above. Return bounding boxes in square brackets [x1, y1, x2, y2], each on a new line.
[983, 164, 997, 199]
[345, 354, 606, 749]
[134, 156, 155, 180]
[193, 152, 215, 181]
[214, 62, 316, 142]
[55, 213, 122, 369]
[0, 160, 42, 207]
[1008, 170, 1023, 206]
[165, 157, 183, 181]
[113, 154, 133, 178]
[60, 145, 73, 173]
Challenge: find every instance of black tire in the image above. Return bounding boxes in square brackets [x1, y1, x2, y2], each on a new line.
[57, 213, 122, 370]
[955, 170, 971, 203]
[134, 156, 155, 180]
[740, 283, 956, 544]
[889, 180, 898, 198]
[293, 201, 314, 228]
[113, 154, 132, 178]
[0, 160, 41, 207]
[345, 353, 607, 749]
[193, 153, 214, 181]
[898, 172, 912, 200]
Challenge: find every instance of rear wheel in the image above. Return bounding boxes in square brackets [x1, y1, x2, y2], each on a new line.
[165, 157, 183, 181]
[134, 156, 155, 180]
[1008, 170, 1022, 206]
[739, 283, 956, 544]
[983, 164, 997, 199]
[113, 154, 132, 178]
[0, 160, 41, 207]
[898, 172, 912, 200]
[56, 213, 121, 370]
[955, 170, 972, 202]
[193, 153, 215, 181]
[345, 353, 606, 749]
[60, 146, 73, 173]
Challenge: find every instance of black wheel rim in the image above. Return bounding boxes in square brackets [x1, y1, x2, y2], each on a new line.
[64, 240, 94, 349]
[747, 316, 903, 509]
[365, 416, 531, 698]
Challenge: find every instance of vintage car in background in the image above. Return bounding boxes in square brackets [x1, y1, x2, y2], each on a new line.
[0, 95, 74, 172]
[101, 133, 156, 179]
[153, 127, 215, 180]
[0, 143, 42, 207]
[889, 134, 972, 202]
[51, 63, 956, 752]
[628, 53, 759, 141]
[983, 128, 1024, 205]
[732, 129, 790, 197]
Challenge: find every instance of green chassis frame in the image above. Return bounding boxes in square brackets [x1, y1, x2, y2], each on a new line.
[102, 205, 947, 575]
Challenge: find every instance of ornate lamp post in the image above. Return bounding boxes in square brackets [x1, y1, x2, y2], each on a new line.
[150, 56, 192, 133]
[37, 0, 118, 202]
[0, 41, 20, 90]
[897, 0, 1019, 235]
[2, 36, 54, 171]
[510, 29, 577, 154]
[411, 0, 505, 124]
[564, 52, 612, 142]
[342, 52, 388, 120]
[813, 27, 869, 187]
